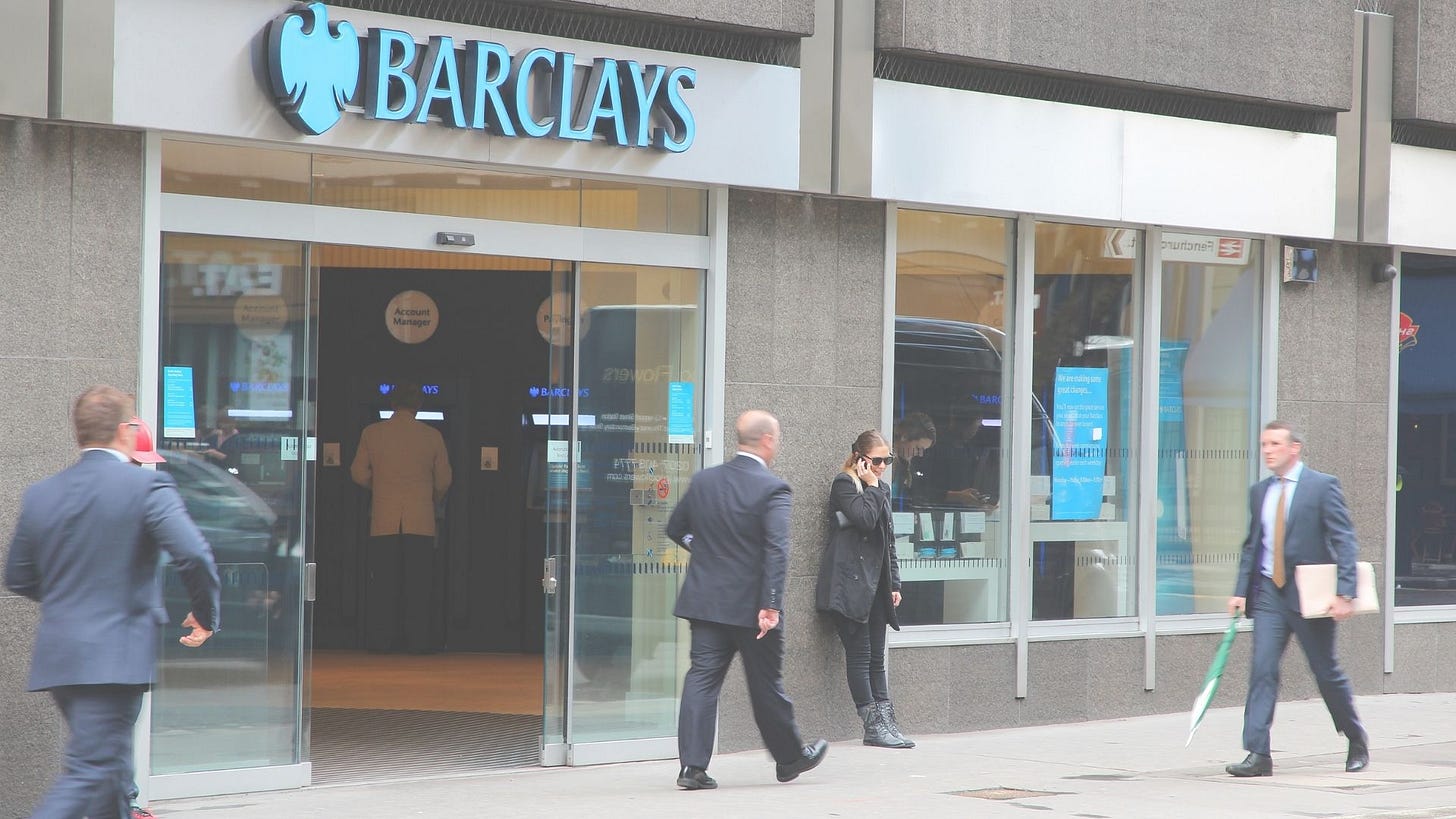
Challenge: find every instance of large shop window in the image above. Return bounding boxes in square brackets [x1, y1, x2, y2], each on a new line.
[891, 210, 1013, 626]
[1395, 253, 1456, 607]
[1031, 223, 1139, 620]
[1155, 236, 1263, 615]
[152, 235, 310, 773]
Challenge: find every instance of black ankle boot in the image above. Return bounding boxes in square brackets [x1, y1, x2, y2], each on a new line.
[859, 703, 908, 748]
[876, 701, 915, 748]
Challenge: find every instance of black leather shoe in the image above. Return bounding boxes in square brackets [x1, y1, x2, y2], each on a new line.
[1225, 752, 1273, 777]
[676, 766, 717, 790]
[775, 739, 829, 782]
[1346, 738, 1370, 773]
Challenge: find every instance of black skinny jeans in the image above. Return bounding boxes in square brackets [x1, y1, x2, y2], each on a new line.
[833, 589, 890, 709]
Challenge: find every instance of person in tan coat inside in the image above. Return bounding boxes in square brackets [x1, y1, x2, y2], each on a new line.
[351, 382, 452, 653]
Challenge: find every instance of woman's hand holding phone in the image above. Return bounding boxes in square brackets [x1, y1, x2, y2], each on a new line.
[855, 456, 879, 487]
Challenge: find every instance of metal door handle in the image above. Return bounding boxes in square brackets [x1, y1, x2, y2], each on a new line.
[542, 556, 558, 594]
[305, 562, 317, 602]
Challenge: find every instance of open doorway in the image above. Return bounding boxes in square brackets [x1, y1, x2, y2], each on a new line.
[309, 247, 563, 783]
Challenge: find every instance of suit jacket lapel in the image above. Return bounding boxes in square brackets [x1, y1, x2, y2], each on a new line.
[1283, 469, 1313, 539]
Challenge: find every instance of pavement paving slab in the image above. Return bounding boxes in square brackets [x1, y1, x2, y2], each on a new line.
[154, 692, 1456, 819]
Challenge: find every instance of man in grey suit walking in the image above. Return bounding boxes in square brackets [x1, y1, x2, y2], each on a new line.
[5, 385, 221, 819]
[668, 410, 827, 790]
[1226, 420, 1368, 777]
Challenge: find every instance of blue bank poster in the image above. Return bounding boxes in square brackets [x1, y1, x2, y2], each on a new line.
[1051, 367, 1109, 520]
[162, 366, 197, 439]
[668, 381, 695, 445]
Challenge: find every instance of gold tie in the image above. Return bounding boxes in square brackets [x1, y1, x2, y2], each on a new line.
[1271, 477, 1287, 589]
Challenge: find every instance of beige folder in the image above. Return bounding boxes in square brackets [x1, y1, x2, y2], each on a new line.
[1295, 562, 1379, 618]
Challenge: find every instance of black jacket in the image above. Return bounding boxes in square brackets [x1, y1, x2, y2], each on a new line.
[815, 472, 901, 629]
[668, 454, 791, 629]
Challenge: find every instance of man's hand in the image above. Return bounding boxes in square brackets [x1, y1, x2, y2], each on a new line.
[756, 608, 780, 639]
[1228, 596, 1246, 618]
[891, 590, 902, 607]
[180, 612, 213, 648]
[1329, 595, 1355, 622]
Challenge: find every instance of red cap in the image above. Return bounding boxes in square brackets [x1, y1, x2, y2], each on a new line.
[131, 416, 166, 464]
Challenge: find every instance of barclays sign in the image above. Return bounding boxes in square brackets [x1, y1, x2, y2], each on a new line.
[265, 3, 697, 152]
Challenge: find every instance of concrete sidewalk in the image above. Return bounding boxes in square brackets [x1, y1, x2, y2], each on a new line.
[157, 692, 1456, 818]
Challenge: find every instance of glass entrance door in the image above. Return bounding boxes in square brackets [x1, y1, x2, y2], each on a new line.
[544, 263, 703, 761]
[149, 235, 312, 796]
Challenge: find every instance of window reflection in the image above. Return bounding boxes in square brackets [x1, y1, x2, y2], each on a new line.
[568, 263, 701, 742]
[891, 210, 1013, 626]
[1031, 223, 1138, 620]
[1155, 235, 1262, 615]
[1396, 253, 1456, 607]
[152, 234, 307, 773]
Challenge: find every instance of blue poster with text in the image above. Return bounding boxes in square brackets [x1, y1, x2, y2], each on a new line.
[668, 381, 695, 445]
[163, 366, 197, 439]
[1052, 367, 1109, 520]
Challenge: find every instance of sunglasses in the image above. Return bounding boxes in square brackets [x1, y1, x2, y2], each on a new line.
[861, 455, 895, 466]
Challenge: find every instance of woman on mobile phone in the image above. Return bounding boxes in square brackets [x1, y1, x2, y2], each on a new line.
[815, 429, 914, 749]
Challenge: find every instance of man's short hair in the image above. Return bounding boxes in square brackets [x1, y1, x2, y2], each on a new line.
[74, 385, 133, 447]
[390, 382, 423, 410]
[1264, 419, 1304, 445]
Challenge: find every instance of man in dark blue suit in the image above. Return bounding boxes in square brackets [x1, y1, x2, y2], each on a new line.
[5, 385, 221, 819]
[668, 410, 827, 790]
[1226, 420, 1367, 777]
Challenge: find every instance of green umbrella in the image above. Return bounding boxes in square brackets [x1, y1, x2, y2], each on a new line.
[1186, 613, 1242, 747]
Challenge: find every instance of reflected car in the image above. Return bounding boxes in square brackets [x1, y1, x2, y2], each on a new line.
[893, 316, 1059, 508]
[160, 449, 277, 564]
[156, 450, 283, 660]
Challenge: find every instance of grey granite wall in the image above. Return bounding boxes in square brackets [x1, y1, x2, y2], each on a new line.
[1392, 0, 1456, 126]
[1275, 242, 1394, 700]
[878, 0, 1353, 112]
[0, 118, 144, 807]
[714, 190, 887, 751]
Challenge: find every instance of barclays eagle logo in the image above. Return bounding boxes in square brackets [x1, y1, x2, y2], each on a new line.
[266, 3, 359, 136]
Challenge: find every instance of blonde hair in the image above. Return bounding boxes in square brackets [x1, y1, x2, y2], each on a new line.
[842, 429, 889, 474]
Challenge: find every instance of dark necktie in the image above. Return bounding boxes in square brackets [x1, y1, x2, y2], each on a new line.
[1271, 477, 1287, 588]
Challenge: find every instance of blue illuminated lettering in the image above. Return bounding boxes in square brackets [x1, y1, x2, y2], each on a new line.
[580, 58, 628, 146]
[654, 66, 696, 153]
[464, 40, 516, 135]
[365, 28, 417, 121]
[621, 62, 667, 148]
[513, 47, 557, 138]
[552, 52, 594, 142]
[263, 9, 695, 151]
[414, 36, 467, 127]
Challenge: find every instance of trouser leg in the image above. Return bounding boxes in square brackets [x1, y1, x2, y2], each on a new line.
[866, 598, 890, 703]
[1243, 588, 1292, 756]
[1287, 598, 1364, 740]
[678, 620, 734, 770]
[32, 684, 144, 819]
[400, 534, 436, 653]
[365, 534, 403, 652]
[834, 614, 874, 709]
[734, 627, 805, 765]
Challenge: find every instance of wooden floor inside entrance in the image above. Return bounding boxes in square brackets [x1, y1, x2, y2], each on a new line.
[311, 650, 544, 715]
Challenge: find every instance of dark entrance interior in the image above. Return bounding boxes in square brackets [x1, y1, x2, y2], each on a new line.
[310, 255, 557, 782]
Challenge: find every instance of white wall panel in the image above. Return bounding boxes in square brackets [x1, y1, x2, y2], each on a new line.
[1389, 144, 1456, 251]
[874, 79, 1338, 238]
